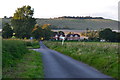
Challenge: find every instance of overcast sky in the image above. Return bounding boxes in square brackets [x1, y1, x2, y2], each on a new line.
[0, 0, 119, 20]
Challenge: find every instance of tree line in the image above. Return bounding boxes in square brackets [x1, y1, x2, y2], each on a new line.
[58, 16, 104, 19]
[81, 28, 120, 42]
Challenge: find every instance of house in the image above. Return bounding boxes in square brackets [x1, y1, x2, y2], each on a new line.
[52, 31, 81, 41]
[66, 34, 80, 40]
[52, 34, 65, 40]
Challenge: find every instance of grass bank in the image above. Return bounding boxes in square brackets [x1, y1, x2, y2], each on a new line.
[2, 39, 44, 78]
[3, 50, 44, 78]
[2, 40, 28, 68]
[44, 41, 119, 79]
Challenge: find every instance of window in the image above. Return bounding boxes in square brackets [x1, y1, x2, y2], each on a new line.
[75, 35, 78, 37]
[70, 35, 73, 37]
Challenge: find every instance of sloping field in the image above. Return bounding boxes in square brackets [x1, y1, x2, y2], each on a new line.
[37, 18, 118, 30]
[0, 18, 118, 30]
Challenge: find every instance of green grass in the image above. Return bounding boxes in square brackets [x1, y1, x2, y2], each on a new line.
[2, 50, 44, 78]
[2, 39, 44, 78]
[44, 41, 119, 79]
[2, 40, 28, 68]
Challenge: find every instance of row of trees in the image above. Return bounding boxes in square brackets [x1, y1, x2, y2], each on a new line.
[2, 5, 53, 40]
[81, 28, 120, 42]
[58, 16, 104, 19]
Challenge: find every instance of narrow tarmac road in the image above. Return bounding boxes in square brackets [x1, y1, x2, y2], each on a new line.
[33, 41, 113, 79]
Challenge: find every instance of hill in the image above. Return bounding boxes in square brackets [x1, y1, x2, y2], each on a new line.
[0, 17, 118, 30]
[37, 18, 118, 30]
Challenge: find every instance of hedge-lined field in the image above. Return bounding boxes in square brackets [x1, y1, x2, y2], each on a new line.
[44, 41, 119, 79]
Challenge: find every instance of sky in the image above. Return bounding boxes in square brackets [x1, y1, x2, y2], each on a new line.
[0, 0, 119, 20]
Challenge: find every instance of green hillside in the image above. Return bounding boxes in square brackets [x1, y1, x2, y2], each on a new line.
[37, 18, 118, 30]
[0, 18, 118, 30]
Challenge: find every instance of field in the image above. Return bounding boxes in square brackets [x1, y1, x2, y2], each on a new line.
[2, 39, 44, 78]
[44, 41, 119, 79]
[37, 18, 118, 30]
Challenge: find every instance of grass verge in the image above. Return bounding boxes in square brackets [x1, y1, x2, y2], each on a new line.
[2, 40, 28, 68]
[25, 40, 40, 49]
[2, 50, 44, 78]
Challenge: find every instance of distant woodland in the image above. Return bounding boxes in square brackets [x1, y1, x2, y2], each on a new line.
[57, 16, 104, 19]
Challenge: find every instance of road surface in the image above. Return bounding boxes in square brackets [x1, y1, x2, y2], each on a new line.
[33, 41, 113, 79]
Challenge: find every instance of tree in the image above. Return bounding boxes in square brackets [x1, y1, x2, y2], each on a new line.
[11, 5, 36, 39]
[13, 5, 34, 19]
[40, 24, 53, 40]
[32, 24, 53, 40]
[99, 28, 116, 42]
[116, 33, 120, 42]
[2, 23, 13, 38]
[4, 16, 7, 18]
[32, 26, 43, 40]
[42, 24, 53, 40]
[81, 30, 99, 40]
